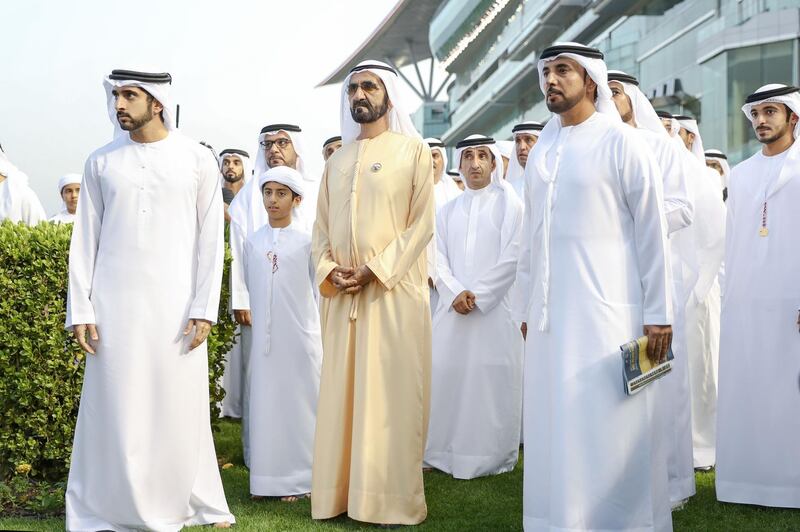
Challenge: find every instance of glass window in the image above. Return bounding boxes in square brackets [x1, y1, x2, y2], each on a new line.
[699, 53, 727, 151]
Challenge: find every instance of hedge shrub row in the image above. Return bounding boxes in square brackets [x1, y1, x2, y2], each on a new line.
[0, 220, 235, 480]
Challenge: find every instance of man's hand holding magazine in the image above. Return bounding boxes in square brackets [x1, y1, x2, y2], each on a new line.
[643, 324, 672, 364]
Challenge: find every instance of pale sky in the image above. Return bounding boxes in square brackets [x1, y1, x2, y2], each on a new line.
[0, 0, 435, 214]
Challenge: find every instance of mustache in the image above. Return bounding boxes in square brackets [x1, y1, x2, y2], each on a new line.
[546, 88, 562, 96]
[352, 99, 373, 110]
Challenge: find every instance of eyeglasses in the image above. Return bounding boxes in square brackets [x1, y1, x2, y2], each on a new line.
[347, 80, 382, 95]
[260, 138, 292, 150]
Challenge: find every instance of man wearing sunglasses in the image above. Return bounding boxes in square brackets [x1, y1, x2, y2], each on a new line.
[311, 60, 434, 527]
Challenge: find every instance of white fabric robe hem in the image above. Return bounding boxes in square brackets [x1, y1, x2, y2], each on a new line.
[66, 509, 235, 532]
[250, 472, 311, 497]
[716, 481, 800, 509]
[523, 514, 672, 532]
[423, 450, 518, 480]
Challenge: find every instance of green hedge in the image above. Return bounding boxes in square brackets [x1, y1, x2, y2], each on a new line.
[0, 220, 235, 481]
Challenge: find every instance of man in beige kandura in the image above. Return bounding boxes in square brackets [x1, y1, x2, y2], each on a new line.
[310, 59, 434, 526]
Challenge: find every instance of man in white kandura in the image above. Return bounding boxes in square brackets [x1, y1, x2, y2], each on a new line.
[704, 149, 730, 201]
[673, 113, 726, 474]
[50, 174, 82, 224]
[0, 147, 47, 225]
[716, 83, 800, 509]
[608, 71, 699, 506]
[65, 69, 233, 531]
[496, 140, 513, 178]
[425, 137, 462, 211]
[505, 121, 544, 448]
[505, 121, 543, 201]
[243, 166, 322, 502]
[424, 137, 462, 314]
[228, 122, 309, 465]
[218, 148, 251, 419]
[322, 135, 343, 162]
[425, 134, 523, 479]
[514, 43, 673, 532]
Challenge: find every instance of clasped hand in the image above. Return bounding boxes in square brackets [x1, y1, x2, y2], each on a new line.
[327, 265, 375, 295]
[452, 290, 476, 315]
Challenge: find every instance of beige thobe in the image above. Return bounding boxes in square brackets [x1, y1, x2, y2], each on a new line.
[311, 130, 434, 525]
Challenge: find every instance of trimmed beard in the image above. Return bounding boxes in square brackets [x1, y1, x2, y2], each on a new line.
[757, 120, 794, 145]
[545, 90, 582, 114]
[223, 172, 243, 184]
[350, 93, 390, 124]
[118, 107, 155, 131]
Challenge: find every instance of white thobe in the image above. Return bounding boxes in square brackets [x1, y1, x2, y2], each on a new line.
[641, 131, 697, 502]
[427, 177, 462, 314]
[221, 313, 243, 418]
[50, 210, 76, 224]
[228, 169, 315, 459]
[243, 221, 322, 496]
[0, 178, 47, 225]
[64, 132, 233, 531]
[684, 164, 726, 470]
[507, 173, 525, 201]
[221, 196, 245, 420]
[433, 176, 462, 210]
[716, 148, 800, 508]
[425, 184, 523, 479]
[515, 113, 673, 532]
[296, 177, 319, 233]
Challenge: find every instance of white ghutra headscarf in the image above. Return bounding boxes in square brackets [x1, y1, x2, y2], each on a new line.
[218, 148, 253, 184]
[102, 69, 176, 139]
[340, 60, 421, 144]
[673, 114, 706, 162]
[505, 121, 543, 199]
[607, 70, 667, 136]
[425, 137, 461, 208]
[57, 173, 82, 209]
[704, 149, 730, 191]
[453, 134, 523, 262]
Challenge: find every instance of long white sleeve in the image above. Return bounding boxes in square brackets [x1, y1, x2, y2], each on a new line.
[65, 158, 104, 328]
[618, 134, 673, 325]
[434, 204, 466, 310]
[188, 153, 225, 323]
[230, 218, 250, 310]
[658, 138, 695, 235]
[472, 198, 523, 314]
[511, 177, 533, 322]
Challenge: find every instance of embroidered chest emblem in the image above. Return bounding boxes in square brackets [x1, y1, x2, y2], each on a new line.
[266, 251, 278, 273]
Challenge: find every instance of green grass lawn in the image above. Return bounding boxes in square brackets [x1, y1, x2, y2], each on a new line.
[2, 419, 799, 531]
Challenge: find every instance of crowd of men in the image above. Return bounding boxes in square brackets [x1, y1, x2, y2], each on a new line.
[0, 40, 798, 531]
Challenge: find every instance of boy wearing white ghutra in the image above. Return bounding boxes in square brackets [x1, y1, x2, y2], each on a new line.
[243, 166, 322, 501]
